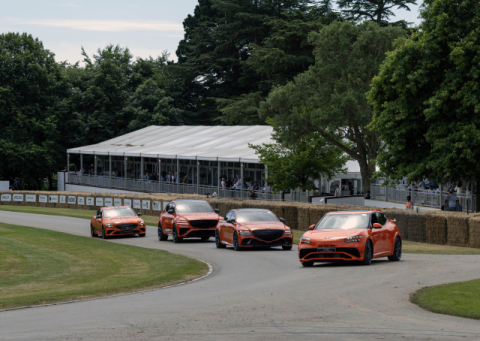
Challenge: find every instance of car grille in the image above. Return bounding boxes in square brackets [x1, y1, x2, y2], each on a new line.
[179, 227, 190, 235]
[116, 223, 138, 231]
[184, 230, 216, 238]
[252, 230, 284, 241]
[189, 220, 218, 229]
[305, 253, 352, 260]
[241, 238, 291, 247]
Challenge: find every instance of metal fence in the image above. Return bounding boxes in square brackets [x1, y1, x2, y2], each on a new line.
[68, 174, 294, 202]
[370, 184, 476, 211]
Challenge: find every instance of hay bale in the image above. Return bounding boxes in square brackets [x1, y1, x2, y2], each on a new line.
[297, 205, 310, 231]
[426, 214, 448, 244]
[384, 210, 408, 239]
[309, 206, 333, 226]
[405, 212, 426, 242]
[468, 217, 480, 249]
[447, 214, 470, 247]
[280, 203, 298, 230]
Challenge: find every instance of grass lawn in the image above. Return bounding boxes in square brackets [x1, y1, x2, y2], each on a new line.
[411, 280, 480, 320]
[0, 222, 207, 310]
[2, 205, 480, 255]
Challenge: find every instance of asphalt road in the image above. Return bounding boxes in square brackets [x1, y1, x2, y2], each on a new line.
[1, 211, 480, 341]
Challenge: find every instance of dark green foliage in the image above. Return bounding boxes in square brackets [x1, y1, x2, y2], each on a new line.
[337, 0, 417, 26]
[368, 0, 480, 202]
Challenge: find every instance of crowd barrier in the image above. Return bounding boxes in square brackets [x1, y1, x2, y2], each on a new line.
[1, 191, 479, 249]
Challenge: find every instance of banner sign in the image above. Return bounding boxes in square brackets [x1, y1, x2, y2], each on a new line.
[124, 199, 132, 207]
[153, 201, 161, 211]
[142, 200, 150, 210]
[1, 194, 11, 201]
[26, 194, 36, 202]
[86, 197, 94, 206]
[133, 199, 141, 209]
[60, 195, 66, 204]
[68, 196, 76, 204]
[13, 194, 24, 202]
[105, 198, 113, 206]
[114, 198, 122, 206]
[39, 195, 47, 203]
[78, 197, 85, 205]
[49, 195, 58, 203]
[95, 197, 104, 206]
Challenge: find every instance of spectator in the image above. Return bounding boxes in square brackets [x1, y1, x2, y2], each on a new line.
[427, 186, 435, 194]
[449, 182, 456, 192]
[424, 178, 430, 189]
[406, 196, 414, 209]
[264, 183, 271, 193]
[334, 184, 341, 197]
[160, 174, 166, 182]
[144, 172, 150, 181]
[226, 178, 232, 188]
[210, 189, 217, 198]
[456, 199, 463, 212]
[221, 178, 226, 188]
[455, 181, 464, 194]
[435, 185, 441, 194]
[364, 187, 371, 199]
[249, 189, 257, 200]
[417, 179, 426, 189]
[445, 190, 457, 211]
[441, 200, 449, 211]
[253, 181, 259, 191]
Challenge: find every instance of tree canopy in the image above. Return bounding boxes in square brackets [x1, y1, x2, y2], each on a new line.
[368, 0, 480, 200]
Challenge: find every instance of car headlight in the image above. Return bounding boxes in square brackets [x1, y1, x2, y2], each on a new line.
[139, 221, 145, 226]
[300, 236, 311, 244]
[177, 220, 189, 226]
[238, 230, 251, 236]
[344, 235, 362, 243]
[284, 229, 292, 235]
[106, 223, 114, 228]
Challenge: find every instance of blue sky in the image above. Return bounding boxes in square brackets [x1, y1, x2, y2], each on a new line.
[1, 0, 423, 65]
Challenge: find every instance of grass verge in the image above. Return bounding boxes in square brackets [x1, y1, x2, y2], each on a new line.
[2, 205, 480, 255]
[0, 223, 207, 310]
[411, 280, 480, 320]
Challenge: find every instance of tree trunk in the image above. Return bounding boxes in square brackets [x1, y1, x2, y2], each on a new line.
[359, 160, 375, 194]
[47, 174, 53, 191]
[475, 177, 479, 213]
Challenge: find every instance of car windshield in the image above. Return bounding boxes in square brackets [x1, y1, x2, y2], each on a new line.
[103, 208, 136, 218]
[176, 201, 214, 213]
[315, 213, 369, 230]
[237, 210, 278, 223]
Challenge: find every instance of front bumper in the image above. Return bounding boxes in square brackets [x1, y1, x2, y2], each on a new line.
[179, 227, 216, 238]
[239, 234, 293, 248]
[107, 227, 145, 235]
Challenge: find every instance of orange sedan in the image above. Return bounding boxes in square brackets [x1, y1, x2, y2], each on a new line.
[158, 200, 221, 243]
[90, 206, 146, 239]
[215, 209, 293, 251]
[298, 210, 402, 267]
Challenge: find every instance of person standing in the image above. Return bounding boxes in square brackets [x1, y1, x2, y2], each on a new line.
[455, 200, 463, 212]
[445, 190, 457, 211]
[364, 187, 371, 199]
[441, 200, 449, 211]
[221, 178, 226, 188]
[406, 196, 414, 209]
[334, 184, 341, 197]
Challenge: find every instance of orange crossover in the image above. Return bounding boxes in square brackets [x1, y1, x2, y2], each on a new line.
[158, 200, 221, 243]
[215, 209, 293, 251]
[298, 210, 402, 267]
[90, 206, 146, 239]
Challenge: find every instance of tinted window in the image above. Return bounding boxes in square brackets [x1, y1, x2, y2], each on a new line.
[236, 210, 278, 223]
[376, 213, 387, 225]
[176, 201, 214, 213]
[96, 209, 102, 218]
[315, 214, 369, 230]
[103, 208, 136, 218]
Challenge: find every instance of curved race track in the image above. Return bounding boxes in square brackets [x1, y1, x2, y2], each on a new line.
[1, 211, 480, 341]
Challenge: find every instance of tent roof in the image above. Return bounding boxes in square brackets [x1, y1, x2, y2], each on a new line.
[67, 125, 275, 163]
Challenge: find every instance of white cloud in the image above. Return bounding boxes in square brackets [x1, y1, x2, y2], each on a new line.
[3, 18, 183, 32]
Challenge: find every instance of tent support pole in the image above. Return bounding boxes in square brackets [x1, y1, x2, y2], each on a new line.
[176, 158, 179, 194]
[218, 159, 221, 196]
[109, 154, 112, 188]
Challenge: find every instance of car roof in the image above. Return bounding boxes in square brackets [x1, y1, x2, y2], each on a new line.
[102, 206, 131, 210]
[326, 210, 381, 214]
[174, 200, 207, 203]
[234, 208, 271, 212]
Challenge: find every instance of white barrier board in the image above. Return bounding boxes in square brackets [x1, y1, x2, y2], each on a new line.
[68, 196, 76, 204]
[78, 197, 85, 205]
[13, 194, 24, 202]
[39, 195, 47, 203]
[124, 199, 132, 207]
[133, 199, 141, 209]
[26, 194, 36, 202]
[1, 194, 11, 201]
[49, 195, 58, 203]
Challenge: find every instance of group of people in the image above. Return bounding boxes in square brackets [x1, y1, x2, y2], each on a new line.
[405, 191, 463, 212]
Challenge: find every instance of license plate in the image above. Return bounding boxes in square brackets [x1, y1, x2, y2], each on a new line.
[317, 248, 336, 253]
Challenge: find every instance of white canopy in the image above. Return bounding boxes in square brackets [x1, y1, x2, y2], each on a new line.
[67, 125, 275, 163]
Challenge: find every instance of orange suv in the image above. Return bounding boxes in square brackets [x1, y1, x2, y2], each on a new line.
[298, 210, 402, 266]
[91, 206, 146, 239]
[158, 200, 221, 243]
[215, 209, 293, 251]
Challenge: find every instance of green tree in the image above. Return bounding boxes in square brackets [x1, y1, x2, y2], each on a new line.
[368, 0, 480, 208]
[122, 78, 183, 132]
[0, 33, 64, 189]
[250, 133, 348, 191]
[337, 0, 417, 26]
[261, 21, 406, 191]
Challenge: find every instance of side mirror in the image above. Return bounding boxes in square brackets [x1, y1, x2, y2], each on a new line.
[279, 218, 285, 223]
[309, 224, 315, 230]
[227, 219, 235, 224]
[137, 213, 142, 217]
[214, 209, 220, 214]
[391, 219, 396, 223]
[373, 223, 382, 229]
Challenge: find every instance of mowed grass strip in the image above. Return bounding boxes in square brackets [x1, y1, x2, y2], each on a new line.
[0, 223, 207, 310]
[411, 280, 480, 320]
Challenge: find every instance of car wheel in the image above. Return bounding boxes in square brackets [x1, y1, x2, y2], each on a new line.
[201, 236, 210, 241]
[388, 237, 402, 261]
[282, 245, 292, 250]
[158, 223, 168, 241]
[233, 232, 242, 251]
[301, 261, 314, 267]
[90, 224, 96, 237]
[215, 231, 226, 249]
[172, 225, 182, 243]
[361, 240, 373, 265]
[101, 226, 108, 239]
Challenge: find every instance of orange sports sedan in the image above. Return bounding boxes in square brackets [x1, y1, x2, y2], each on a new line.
[158, 200, 221, 243]
[91, 206, 146, 239]
[215, 209, 293, 251]
[298, 210, 402, 267]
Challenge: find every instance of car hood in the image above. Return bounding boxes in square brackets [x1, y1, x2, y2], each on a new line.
[237, 221, 287, 231]
[303, 228, 368, 241]
[104, 217, 143, 224]
[177, 213, 220, 221]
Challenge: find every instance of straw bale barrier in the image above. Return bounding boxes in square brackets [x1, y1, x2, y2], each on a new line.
[1, 190, 479, 249]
